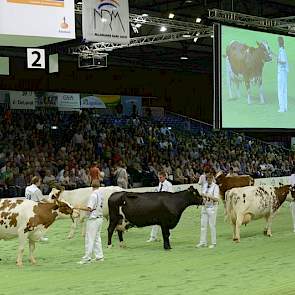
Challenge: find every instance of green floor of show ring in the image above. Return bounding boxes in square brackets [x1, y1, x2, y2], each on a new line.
[1, 204, 295, 295]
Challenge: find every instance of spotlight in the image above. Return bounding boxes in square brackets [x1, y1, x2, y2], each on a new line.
[180, 56, 189, 60]
[135, 23, 142, 28]
[142, 13, 148, 17]
[196, 17, 202, 23]
[182, 34, 191, 38]
[168, 12, 175, 19]
[160, 26, 167, 32]
[193, 37, 198, 42]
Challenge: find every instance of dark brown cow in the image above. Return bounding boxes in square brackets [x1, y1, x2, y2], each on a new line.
[225, 40, 272, 104]
[215, 171, 254, 201]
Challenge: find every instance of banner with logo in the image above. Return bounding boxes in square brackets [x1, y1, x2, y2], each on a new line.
[121, 96, 142, 116]
[83, 0, 130, 44]
[10, 91, 36, 110]
[0, 0, 75, 47]
[81, 94, 107, 108]
[57, 93, 80, 109]
[95, 95, 121, 108]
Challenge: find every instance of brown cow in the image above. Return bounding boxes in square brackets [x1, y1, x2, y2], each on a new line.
[0, 196, 78, 267]
[215, 171, 254, 201]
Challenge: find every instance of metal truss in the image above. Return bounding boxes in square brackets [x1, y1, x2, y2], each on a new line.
[208, 9, 295, 34]
[70, 29, 212, 57]
[72, 4, 212, 57]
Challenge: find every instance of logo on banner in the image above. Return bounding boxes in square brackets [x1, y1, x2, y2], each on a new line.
[94, 0, 126, 33]
[59, 17, 71, 33]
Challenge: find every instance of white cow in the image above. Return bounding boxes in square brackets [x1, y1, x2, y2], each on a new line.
[49, 186, 123, 239]
[225, 185, 292, 242]
[0, 196, 77, 267]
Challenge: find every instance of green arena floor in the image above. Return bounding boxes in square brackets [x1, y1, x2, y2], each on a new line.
[1, 204, 295, 295]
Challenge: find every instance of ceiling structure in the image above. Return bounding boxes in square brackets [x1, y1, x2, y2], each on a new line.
[71, 0, 295, 73]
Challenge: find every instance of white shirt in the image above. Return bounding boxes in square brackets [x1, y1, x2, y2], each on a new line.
[25, 184, 44, 202]
[290, 174, 295, 186]
[202, 182, 220, 208]
[87, 189, 104, 219]
[157, 179, 173, 193]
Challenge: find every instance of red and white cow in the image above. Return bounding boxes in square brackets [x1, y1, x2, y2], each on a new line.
[49, 186, 123, 239]
[0, 195, 77, 267]
[225, 185, 292, 242]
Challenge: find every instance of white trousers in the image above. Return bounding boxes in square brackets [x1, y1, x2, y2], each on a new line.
[278, 70, 288, 112]
[150, 225, 160, 239]
[83, 218, 104, 260]
[199, 205, 218, 245]
[290, 202, 295, 231]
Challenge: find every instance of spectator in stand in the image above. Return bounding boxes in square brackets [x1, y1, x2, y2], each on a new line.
[89, 162, 101, 185]
[114, 161, 128, 189]
[198, 167, 210, 190]
[226, 167, 238, 177]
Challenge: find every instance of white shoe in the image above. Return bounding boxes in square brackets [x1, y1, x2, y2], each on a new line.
[195, 243, 207, 248]
[209, 244, 216, 249]
[146, 238, 157, 243]
[40, 237, 48, 242]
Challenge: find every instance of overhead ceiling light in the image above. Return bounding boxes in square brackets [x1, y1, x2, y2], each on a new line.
[196, 17, 202, 23]
[182, 34, 191, 38]
[135, 23, 142, 28]
[211, 34, 214, 38]
[160, 26, 167, 32]
[142, 13, 148, 17]
[76, 1, 82, 4]
[168, 12, 175, 19]
[180, 56, 189, 60]
[193, 37, 198, 42]
[184, 0, 192, 3]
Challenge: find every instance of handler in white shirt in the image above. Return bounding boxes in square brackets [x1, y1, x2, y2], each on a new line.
[146, 171, 173, 242]
[78, 180, 104, 264]
[25, 176, 47, 202]
[290, 170, 295, 233]
[196, 172, 220, 249]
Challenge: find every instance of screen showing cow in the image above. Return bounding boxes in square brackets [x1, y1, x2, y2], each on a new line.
[221, 25, 295, 129]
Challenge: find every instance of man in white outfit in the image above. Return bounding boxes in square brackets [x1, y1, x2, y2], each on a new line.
[25, 176, 49, 241]
[78, 180, 104, 264]
[196, 172, 220, 249]
[277, 36, 288, 113]
[146, 171, 173, 242]
[290, 169, 295, 233]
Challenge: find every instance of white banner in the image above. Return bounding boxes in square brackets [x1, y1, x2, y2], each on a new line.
[57, 93, 80, 109]
[0, 0, 75, 47]
[10, 91, 36, 110]
[83, 0, 130, 44]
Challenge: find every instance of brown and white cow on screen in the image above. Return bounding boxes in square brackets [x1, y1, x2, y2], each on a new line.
[215, 171, 254, 201]
[225, 185, 293, 242]
[0, 195, 77, 267]
[225, 40, 272, 104]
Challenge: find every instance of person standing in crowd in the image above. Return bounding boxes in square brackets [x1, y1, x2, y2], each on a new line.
[196, 172, 220, 249]
[226, 167, 238, 177]
[277, 36, 288, 113]
[25, 176, 49, 241]
[290, 168, 295, 233]
[77, 180, 104, 264]
[89, 162, 101, 185]
[114, 162, 128, 189]
[146, 171, 173, 242]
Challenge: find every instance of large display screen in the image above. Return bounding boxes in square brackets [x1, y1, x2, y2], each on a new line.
[221, 25, 295, 129]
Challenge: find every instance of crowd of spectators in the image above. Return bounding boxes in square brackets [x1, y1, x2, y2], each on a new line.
[0, 108, 294, 197]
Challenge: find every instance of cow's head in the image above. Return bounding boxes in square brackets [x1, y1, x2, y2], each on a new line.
[54, 199, 79, 221]
[188, 186, 203, 205]
[257, 41, 272, 62]
[215, 171, 225, 185]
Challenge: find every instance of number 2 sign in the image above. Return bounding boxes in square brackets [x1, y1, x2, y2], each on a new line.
[27, 48, 45, 69]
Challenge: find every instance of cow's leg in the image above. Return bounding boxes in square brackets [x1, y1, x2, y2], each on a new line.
[16, 230, 27, 267]
[234, 215, 243, 242]
[67, 217, 78, 239]
[246, 81, 251, 104]
[29, 239, 36, 265]
[259, 80, 265, 104]
[107, 218, 119, 248]
[264, 215, 273, 237]
[161, 226, 171, 250]
[117, 230, 126, 248]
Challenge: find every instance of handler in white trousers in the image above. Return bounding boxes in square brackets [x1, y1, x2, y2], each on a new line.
[196, 172, 220, 249]
[78, 180, 104, 264]
[277, 36, 288, 113]
[146, 171, 173, 242]
[290, 170, 295, 233]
